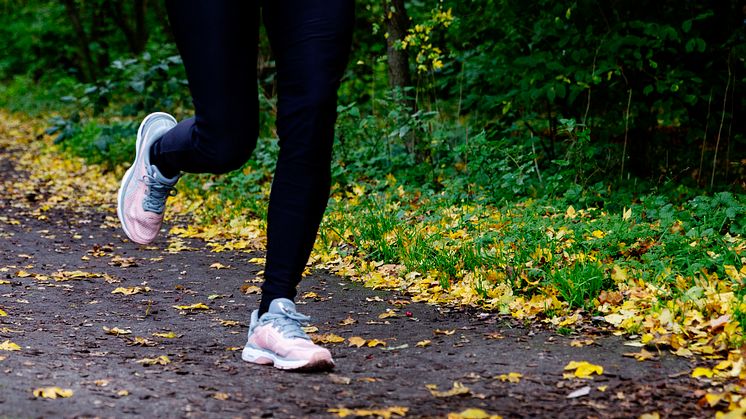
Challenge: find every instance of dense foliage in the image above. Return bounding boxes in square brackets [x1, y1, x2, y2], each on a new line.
[1, 1, 744, 321]
[1, 0, 744, 196]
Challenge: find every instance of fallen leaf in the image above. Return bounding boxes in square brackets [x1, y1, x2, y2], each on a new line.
[32, 387, 73, 399]
[0, 340, 21, 351]
[209, 263, 230, 270]
[302, 291, 319, 299]
[117, 389, 130, 397]
[570, 339, 594, 347]
[623, 348, 656, 361]
[302, 326, 319, 333]
[339, 316, 357, 326]
[172, 302, 209, 311]
[434, 329, 456, 336]
[427, 381, 471, 398]
[416, 339, 431, 347]
[328, 406, 408, 418]
[111, 286, 150, 295]
[447, 408, 502, 419]
[563, 361, 603, 379]
[109, 256, 137, 267]
[378, 310, 398, 319]
[0, 308, 6, 316]
[692, 367, 714, 378]
[566, 386, 591, 398]
[639, 413, 660, 419]
[367, 339, 386, 347]
[128, 336, 157, 347]
[213, 392, 230, 400]
[219, 319, 240, 327]
[701, 393, 724, 408]
[103, 327, 132, 336]
[494, 372, 522, 383]
[240, 285, 262, 294]
[152, 331, 180, 339]
[136, 355, 171, 366]
[312, 334, 345, 344]
[329, 374, 352, 385]
[348, 336, 366, 347]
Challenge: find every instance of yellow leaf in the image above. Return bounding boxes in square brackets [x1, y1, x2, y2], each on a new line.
[717, 408, 746, 419]
[495, 372, 522, 383]
[0, 280, 10, 284]
[312, 334, 345, 344]
[339, 316, 357, 326]
[0, 340, 21, 351]
[427, 381, 471, 398]
[240, 285, 262, 295]
[378, 310, 398, 319]
[367, 339, 386, 347]
[152, 331, 180, 339]
[591, 230, 605, 238]
[209, 263, 229, 269]
[219, 319, 240, 327]
[32, 386, 73, 399]
[348, 336, 366, 347]
[623, 348, 656, 362]
[136, 355, 171, 366]
[570, 339, 593, 347]
[103, 327, 132, 336]
[447, 408, 502, 419]
[639, 413, 660, 419]
[692, 367, 714, 378]
[565, 206, 577, 219]
[597, 385, 607, 392]
[172, 302, 209, 310]
[248, 257, 266, 264]
[0, 308, 6, 316]
[302, 326, 319, 333]
[622, 207, 632, 221]
[111, 286, 150, 295]
[213, 392, 230, 400]
[564, 361, 603, 379]
[416, 340, 431, 347]
[434, 329, 456, 335]
[703, 393, 723, 407]
[302, 291, 319, 299]
[558, 315, 580, 326]
[328, 406, 408, 418]
[117, 389, 130, 397]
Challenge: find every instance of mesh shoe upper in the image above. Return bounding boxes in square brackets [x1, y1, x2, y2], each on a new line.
[117, 112, 179, 245]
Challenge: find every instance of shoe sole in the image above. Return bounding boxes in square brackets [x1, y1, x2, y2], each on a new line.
[241, 346, 335, 372]
[116, 112, 175, 244]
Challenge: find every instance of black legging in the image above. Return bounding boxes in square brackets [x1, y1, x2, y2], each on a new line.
[153, 1, 354, 314]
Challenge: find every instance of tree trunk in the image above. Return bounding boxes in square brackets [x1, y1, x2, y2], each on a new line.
[382, 0, 419, 157]
[110, 0, 149, 55]
[382, 0, 412, 92]
[62, 0, 96, 81]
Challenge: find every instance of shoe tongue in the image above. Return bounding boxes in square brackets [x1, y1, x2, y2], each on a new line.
[268, 298, 296, 315]
[150, 164, 180, 184]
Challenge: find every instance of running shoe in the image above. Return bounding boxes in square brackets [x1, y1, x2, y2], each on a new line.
[242, 298, 335, 371]
[117, 112, 179, 245]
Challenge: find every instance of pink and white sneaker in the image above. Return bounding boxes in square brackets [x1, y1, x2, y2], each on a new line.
[242, 298, 335, 371]
[117, 112, 179, 245]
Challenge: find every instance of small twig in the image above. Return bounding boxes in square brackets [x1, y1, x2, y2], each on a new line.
[710, 54, 732, 189]
[531, 132, 543, 185]
[620, 89, 632, 181]
[697, 89, 713, 184]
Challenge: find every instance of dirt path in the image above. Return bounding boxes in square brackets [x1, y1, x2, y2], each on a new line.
[0, 128, 711, 418]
